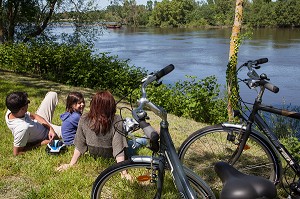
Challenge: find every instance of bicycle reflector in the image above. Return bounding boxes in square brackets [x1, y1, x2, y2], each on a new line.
[137, 175, 151, 182]
[244, 144, 251, 150]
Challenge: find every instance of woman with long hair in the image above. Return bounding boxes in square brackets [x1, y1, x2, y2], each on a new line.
[57, 91, 128, 171]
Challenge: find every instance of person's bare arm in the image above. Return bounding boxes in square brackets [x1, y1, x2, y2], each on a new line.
[13, 140, 50, 156]
[30, 113, 57, 140]
[56, 148, 81, 171]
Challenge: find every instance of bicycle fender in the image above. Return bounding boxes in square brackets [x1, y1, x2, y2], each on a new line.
[222, 123, 246, 129]
[130, 155, 160, 165]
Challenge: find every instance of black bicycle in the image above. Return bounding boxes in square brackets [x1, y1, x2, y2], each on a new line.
[178, 58, 300, 198]
[91, 65, 215, 199]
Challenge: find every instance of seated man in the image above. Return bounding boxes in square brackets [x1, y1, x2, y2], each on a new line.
[5, 91, 61, 156]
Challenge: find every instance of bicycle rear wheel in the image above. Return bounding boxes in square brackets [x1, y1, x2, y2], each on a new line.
[91, 159, 215, 199]
[178, 124, 281, 193]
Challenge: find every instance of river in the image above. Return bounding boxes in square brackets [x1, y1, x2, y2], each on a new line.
[52, 26, 300, 106]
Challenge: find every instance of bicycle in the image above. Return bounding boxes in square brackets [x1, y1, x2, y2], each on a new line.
[91, 65, 216, 199]
[178, 58, 300, 198]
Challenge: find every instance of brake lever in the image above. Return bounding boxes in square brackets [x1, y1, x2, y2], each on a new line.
[245, 79, 259, 90]
[154, 81, 162, 87]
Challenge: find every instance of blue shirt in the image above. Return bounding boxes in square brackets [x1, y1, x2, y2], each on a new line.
[60, 111, 81, 145]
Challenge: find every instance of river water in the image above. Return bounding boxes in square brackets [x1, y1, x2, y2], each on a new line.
[53, 26, 300, 106]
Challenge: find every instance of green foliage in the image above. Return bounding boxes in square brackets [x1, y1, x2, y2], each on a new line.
[244, 0, 277, 27]
[266, 105, 300, 139]
[49, 0, 300, 28]
[226, 35, 242, 121]
[0, 41, 146, 97]
[274, 0, 300, 27]
[142, 0, 300, 27]
[0, 41, 227, 124]
[281, 137, 300, 163]
[132, 75, 228, 124]
[148, 0, 197, 27]
[259, 105, 300, 161]
[244, 0, 300, 27]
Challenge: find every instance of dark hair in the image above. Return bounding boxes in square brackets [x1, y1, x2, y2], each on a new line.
[66, 92, 84, 113]
[6, 92, 30, 114]
[87, 91, 116, 135]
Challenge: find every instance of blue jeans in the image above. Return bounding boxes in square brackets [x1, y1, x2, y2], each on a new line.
[127, 137, 148, 157]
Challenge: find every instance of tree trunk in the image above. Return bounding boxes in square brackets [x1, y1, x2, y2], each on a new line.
[0, 0, 3, 43]
[226, 0, 244, 121]
[23, 0, 57, 42]
[7, 0, 14, 42]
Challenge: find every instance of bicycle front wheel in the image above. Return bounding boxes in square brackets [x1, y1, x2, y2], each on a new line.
[178, 124, 281, 192]
[91, 159, 215, 199]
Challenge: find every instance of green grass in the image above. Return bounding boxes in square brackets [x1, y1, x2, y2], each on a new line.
[0, 70, 207, 199]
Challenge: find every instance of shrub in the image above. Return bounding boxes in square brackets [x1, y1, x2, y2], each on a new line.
[0, 41, 146, 97]
[131, 75, 227, 124]
[281, 137, 300, 163]
[0, 42, 227, 124]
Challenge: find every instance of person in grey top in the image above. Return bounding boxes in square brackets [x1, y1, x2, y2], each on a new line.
[57, 91, 128, 171]
[5, 91, 61, 156]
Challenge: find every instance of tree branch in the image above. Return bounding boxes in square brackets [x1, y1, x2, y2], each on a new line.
[23, 0, 57, 42]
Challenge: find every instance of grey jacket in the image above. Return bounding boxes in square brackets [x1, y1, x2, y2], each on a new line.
[74, 114, 128, 158]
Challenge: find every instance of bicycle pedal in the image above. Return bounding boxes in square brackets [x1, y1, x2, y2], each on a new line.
[290, 182, 300, 196]
[227, 134, 236, 141]
[289, 195, 300, 199]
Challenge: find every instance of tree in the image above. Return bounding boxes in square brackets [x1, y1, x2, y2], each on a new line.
[122, 0, 138, 25]
[0, 0, 4, 42]
[226, 0, 243, 121]
[148, 0, 196, 27]
[0, 0, 101, 44]
[214, 0, 236, 25]
[275, 0, 300, 27]
[0, 0, 58, 43]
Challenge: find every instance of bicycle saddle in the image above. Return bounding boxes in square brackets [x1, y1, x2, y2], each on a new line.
[214, 161, 277, 199]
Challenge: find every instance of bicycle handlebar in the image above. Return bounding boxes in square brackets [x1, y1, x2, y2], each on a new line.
[258, 80, 279, 93]
[155, 64, 175, 80]
[251, 58, 268, 65]
[241, 58, 268, 67]
[140, 120, 160, 152]
[140, 120, 160, 143]
[142, 64, 175, 85]
[239, 58, 280, 94]
[123, 64, 175, 152]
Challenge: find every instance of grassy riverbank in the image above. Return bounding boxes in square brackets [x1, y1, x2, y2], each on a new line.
[0, 70, 207, 199]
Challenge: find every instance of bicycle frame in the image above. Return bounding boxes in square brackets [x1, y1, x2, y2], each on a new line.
[255, 104, 300, 175]
[231, 85, 300, 179]
[130, 66, 198, 198]
[129, 124, 199, 198]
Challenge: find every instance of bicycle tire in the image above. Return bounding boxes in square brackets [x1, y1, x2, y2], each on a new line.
[91, 159, 215, 199]
[178, 124, 282, 193]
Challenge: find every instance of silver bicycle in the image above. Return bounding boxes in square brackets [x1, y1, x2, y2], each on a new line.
[91, 65, 215, 199]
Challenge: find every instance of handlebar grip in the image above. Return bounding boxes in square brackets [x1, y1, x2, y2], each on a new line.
[139, 121, 159, 142]
[260, 80, 279, 93]
[254, 58, 268, 65]
[155, 64, 175, 80]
